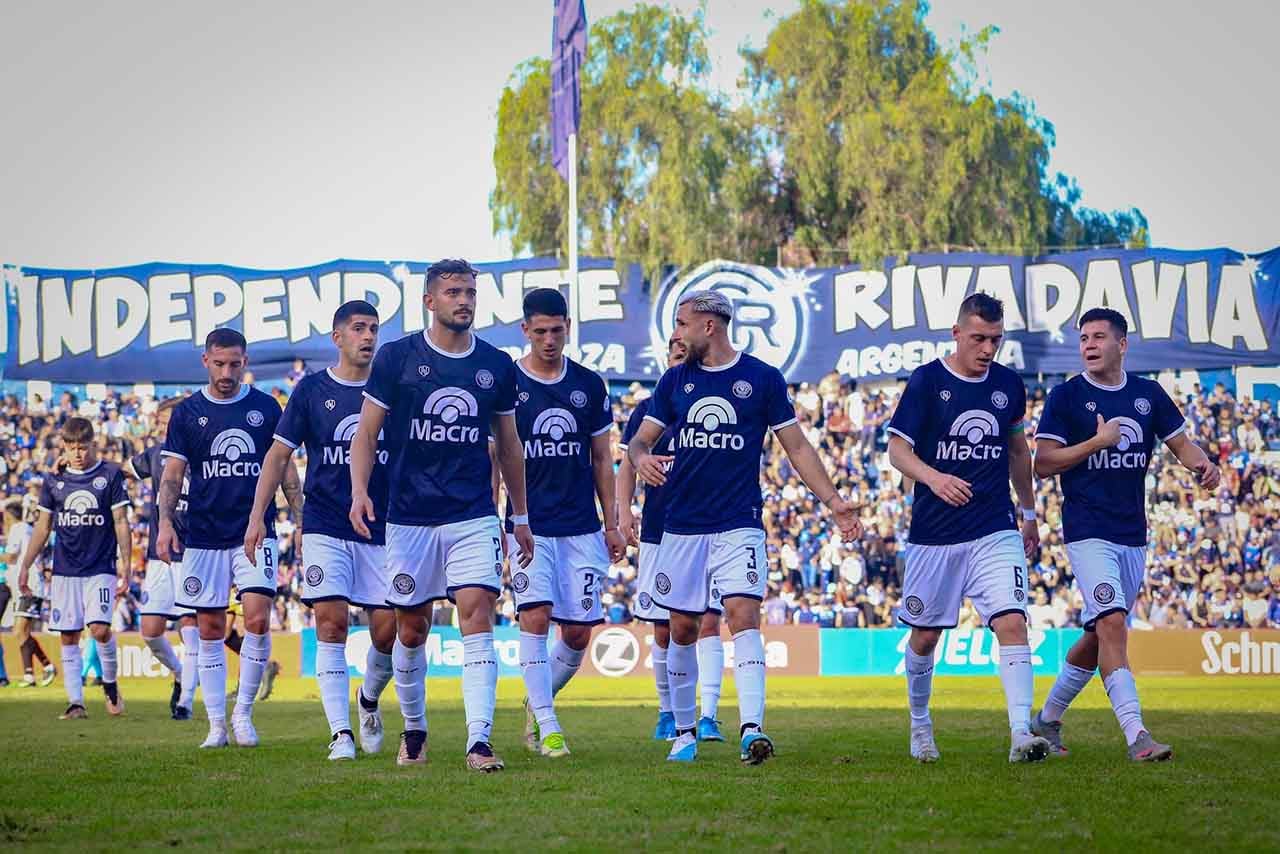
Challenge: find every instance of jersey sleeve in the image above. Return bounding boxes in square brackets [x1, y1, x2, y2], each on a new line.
[363, 343, 400, 411]
[766, 368, 798, 431]
[646, 370, 676, 428]
[108, 468, 129, 509]
[619, 401, 648, 450]
[37, 478, 54, 514]
[273, 383, 307, 450]
[1009, 378, 1028, 434]
[886, 367, 929, 447]
[130, 449, 152, 480]
[161, 403, 191, 462]
[1152, 383, 1187, 442]
[1034, 384, 1070, 445]
[493, 354, 517, 416]
[589, 375, 614, 436]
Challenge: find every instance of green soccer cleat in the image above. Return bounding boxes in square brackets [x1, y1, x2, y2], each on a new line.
[540, 732, 571, 758]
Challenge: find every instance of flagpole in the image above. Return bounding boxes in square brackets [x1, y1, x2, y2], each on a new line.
[567, 131, 580, 356]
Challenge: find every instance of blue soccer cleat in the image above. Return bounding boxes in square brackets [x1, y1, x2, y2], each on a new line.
[696, 716, 725, 742]
[739, 728, 774, 765]
[666, 732, 697, 762]
[653, 711, 677, 741]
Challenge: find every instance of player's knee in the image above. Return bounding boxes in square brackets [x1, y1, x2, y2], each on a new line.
[518, 606, 551, 636]
[1094, 611, 1128, 642]
[368, 612, 396, 653]
[653, 623, 671, 648]
[669, 614, 699, 645]
[697, 611, 721, 639]
[89, 624, 112, 643]
[396, 615, 429, 647]
[909, 628, 942, 656]
[560, 624, 591, 651]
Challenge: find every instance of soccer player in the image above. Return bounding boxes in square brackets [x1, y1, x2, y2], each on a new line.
[245, 300, 397, 761]
[8, 504, 57, 688]
[886, 293, 1048, 764]
[1031, 307, 1218, 761]
[618, 336, 728, 743]
[18, 417, 131, 719]
[157, 328, 296, 749]
[626, 290, 862, 764]
[126, 397, 198, 720]
[349, 258, 535, 771]
[492, 287, 626, 758]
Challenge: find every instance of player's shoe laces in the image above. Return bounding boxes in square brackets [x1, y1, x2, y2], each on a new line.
[667, 732, 697, 763]
[396, 730, 428, 766]
[358, 694, 384, 754]
[200, 723, 228, 749]
[231, 712, 259, 747]
[1128, 731, 1173, 762]
[1008, 731, 1050, 763]
[654, 711, 677, 741]
[466, 741, 505, 773]
[59, 703, 88, 720]
[172, 705, 193, 721]
[169, 680, 181, 716]
[739, 726, 775, 765]
[40, 665, 58, 687]
[523, 698, 541, 753]
[910, 725, 940, 763]
[539, 732, 570, 758]
[1030, 710, 1068, 756]
[256, 661, 280, 701]
[328, 731, 357, 761]
[697, 716, 726, 742]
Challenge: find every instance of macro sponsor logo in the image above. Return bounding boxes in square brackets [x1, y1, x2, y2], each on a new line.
[1200, 630, 1280, 675]
[678, 396, 745, 450]
[410, 387, 481, 444]
[203, 429, 261, 478]
[524, 408, 582, 458]
[1087, 417, 1148, 470]
[58, 489, 105, 527]
[324, 413, 388, 465]
[936, 410, 1001, 461]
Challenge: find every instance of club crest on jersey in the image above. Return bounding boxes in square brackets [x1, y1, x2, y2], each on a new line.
[1088, 417, 1148, 469]
[198, 417, 209, 427]
[1135, 397, 1151, 415]
[204, 429, 262, 478]
[939, 390, 951, 402]
[393, 573, 415, 596]
[581, 597, 594, 612]
[519, 391, 530, 403]
[183, 576, 202, 597]
[936, 410, 1001, 461]
[1085, 401, 1096, 412]
[411, 387, 481, 444]
[746, 570, 759, 585]
[305, 565, 324, 586]
[325, 399, 336, 411]
[638, 592, 652, 610]
[512, 572, 530, 593]
[733, 380, 753, 399]
[1093, 582, 1117, 605]
[52, 608, 61, 623]
[683, 383, 695, 394]
[655, 572, 672, 595]
[904, 595, 925, 617]
[101, 603, 109, 614]
[475, 369, 495, 389]
[418, 365, 431, 378]
[678, 396, 744, 450]
[247, 410, 264, 427]
[570, 390, 588, 408]
[92, 476, 108, 490]
[991, 391, 1009, 410]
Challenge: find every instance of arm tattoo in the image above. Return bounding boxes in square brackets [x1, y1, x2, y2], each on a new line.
[158, 475, 181, 525]
[282, 465, 304, 518]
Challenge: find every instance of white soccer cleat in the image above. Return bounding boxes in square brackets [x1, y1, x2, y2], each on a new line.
[328, 732, 357, 761]
[231, 712, 259, 748]
[359, 704, 384, 755]
[910, 725, 940, 763]
[200, 724, 229, 749]
[1008, 731, 1050, 763]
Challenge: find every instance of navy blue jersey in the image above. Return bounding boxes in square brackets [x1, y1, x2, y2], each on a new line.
[646, 352, 797, 535]
[161, 386, 282, 550]
[274, 368, 391, 545]
[1034, 372, 1185, 547]
[503, 358, 613, 537]
[364, 331, 517, 527]
[38, 461, 127, 578]
[130, 443, 188, 562]
[620, 397, 678, 545]
[887, 359, 1027, 546]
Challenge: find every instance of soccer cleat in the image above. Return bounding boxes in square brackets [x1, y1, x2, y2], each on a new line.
[0, 678, 8, 687]
[1031, 710, 1068, 756]
[1008, 731, 1050, 763]
[466, 741, 505, 773]
[739, 727, 775, 765]
[358, 700, 384, 755]
[257, 661, 281, 701]
[16, 675, 37, 688]
[328, 732, 357, 761]
[231, 713, 259, 747]
[523, 698, 541, 753]
[172, 705, 193, 721]
[697, 716, 726, 742]
[1128, 731, 1173, 762]
[667, 732, 698, 763]
[105, 689, 125, 717]
[200, 724, 229, 749]
[59, 703, 88, 720]
[169, 680, 181, 715]
[653, 711, 677, 741]
[397, 730, 428, 766]
[539, 732, 570, 758]
[41, 665, 58, 687]
[910, 725, 940, 763]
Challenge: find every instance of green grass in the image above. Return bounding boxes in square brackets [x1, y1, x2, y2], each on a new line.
[1, 674, 1277, 851]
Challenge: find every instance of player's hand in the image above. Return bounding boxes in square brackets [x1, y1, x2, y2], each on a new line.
[1193, 457, 1221, 490]
[635, 453, 673, 488]
[513, 524, 535, 568]
[830, 497, 863, 543]
[926, 472, 972, 507]
[18, 576, 31, 597]
[243, 517, 266, 566]
[117, 572, 129, 597]
[156, 522, 182, 564]
[619, 509, 640, 547]
[349, 492, 375, 540]
[604, 527, 627, 564]
[1020, 517, 1040, 560]
[1094, 414, 1123, 449]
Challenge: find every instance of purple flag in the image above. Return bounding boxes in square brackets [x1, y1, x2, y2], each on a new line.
[551, 0, 586, 180]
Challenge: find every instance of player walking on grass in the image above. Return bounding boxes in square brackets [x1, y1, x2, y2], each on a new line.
[626, 290, 862, 764]
[1031, 307, 1218, 762]
[18, 417, 131, 719]
[157, 328, 299, 749]
[7, 503, 57, 688]
[887, 293, 1049, 764]
[245, 300, 398, 762]
[618, 336, 728, 743]
[350, 259, 535, 772]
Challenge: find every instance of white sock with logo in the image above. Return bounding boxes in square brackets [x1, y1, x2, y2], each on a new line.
[462, 632, 497, 751]
[145, 635, 182, 676]
[999, 644, 1034, 735]
[235, 631, 270, 713]
[1103, 667, 1146, 745]
[1041, 662, 1094, 723]
[733, 629, 766, 731]
[697, 635, 724, 720]
[61, 645, 84, 706]
[904, 647, 935, 728]
[97, 635, 118, 684]
[520, 631, 559, 736]
[666, 639, 698, 732]
[361, 645, 394, 706]
[316, 641, 351, 737]
[199, 638, 227, 723]
[652, 643, 672, 713]
[392, 637, 427, 732]
[179, 626, 200, 708]
[549, 640, 584, 697]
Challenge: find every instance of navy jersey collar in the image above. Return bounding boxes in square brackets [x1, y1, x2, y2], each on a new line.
[200, 384, 251, 405]
[325, 367, 366, 388]
[1082, 370, 1128, 392]
[422, 329, 475, 359]
[699, 351, 742, 373]
[517, 356, 568, 385]
[939, 357, 988, 384]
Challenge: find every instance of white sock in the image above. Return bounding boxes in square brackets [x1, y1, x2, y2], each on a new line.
[697, 635, 724, 720]
[549, 640, 584, 697]
[392, 637, 427, 732]
[361, 646, 394, 706]
[235, 631, 271, 713]
[145, 635, 182, 676]
[904, 647, 935, 728]
[61, 645, 84, 706]
[1041, 662, 1094, 723]
[999, 643, 1034, 735]
[199, 638, 227, 723]
[520, 631, 559, 736]
[1103, 667, 1146, 745]
[732, 629, 766, 732]
[179, 626, 200, 708]
[462, 632, 497, 751]
[316, 640, 351, 737]
[667, 639, 698, 732]
[97, 635, 118, 684]
[652, 643, 672, 713]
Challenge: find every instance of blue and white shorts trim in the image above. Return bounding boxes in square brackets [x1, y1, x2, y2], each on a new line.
[899, 529, 1028, 628]
[141, 559, 197, 619]
[1065, 538, 1144, 629]
[48, 573, 117, 632]
[653, 528, 767, 616]
[177, 539, 278, 611]
[385, 516, 503, 608]
[301, 533, 390, 610]
[634, 541, 670, 623]
[506, 531, 608, 625]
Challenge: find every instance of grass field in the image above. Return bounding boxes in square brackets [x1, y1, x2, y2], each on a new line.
[1, 674, 1277, 851]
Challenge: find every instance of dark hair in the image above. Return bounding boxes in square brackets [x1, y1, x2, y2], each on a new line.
[426, 258, 479, 289]
[1079, 306, 1128, 338]
[957, 292, 1003, 324]
[522, 287, 568, 321]
[205, 327, 247, 352]
[333, 299, 379, 329]
[157, 397, 182, 413]
[61, 416, 94, 445]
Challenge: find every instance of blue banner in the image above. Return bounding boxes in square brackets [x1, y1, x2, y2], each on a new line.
[5, 246, 1278, 383]
[300, 625, 529, 679]
[819, 627, 1085, 676]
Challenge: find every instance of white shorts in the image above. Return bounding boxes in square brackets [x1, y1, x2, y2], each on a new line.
[1066, 538, 1145, 629]
[634, 541, 669, 623]
[901, 529, 1028, 628]
[141, 559, 197, 619]
[385, 516, 503, 608]
[507, 531, 607, 625]
[178, 539, 278, 611]
[48, 573, 116, 632]
[301, 533, 390, 610]
[653, 528, 767, 616]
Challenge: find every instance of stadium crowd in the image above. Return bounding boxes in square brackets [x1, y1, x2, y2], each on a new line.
[2, 368, 1280, 635]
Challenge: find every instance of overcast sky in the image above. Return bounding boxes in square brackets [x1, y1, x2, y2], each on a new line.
[2, 0, 1275, 269]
